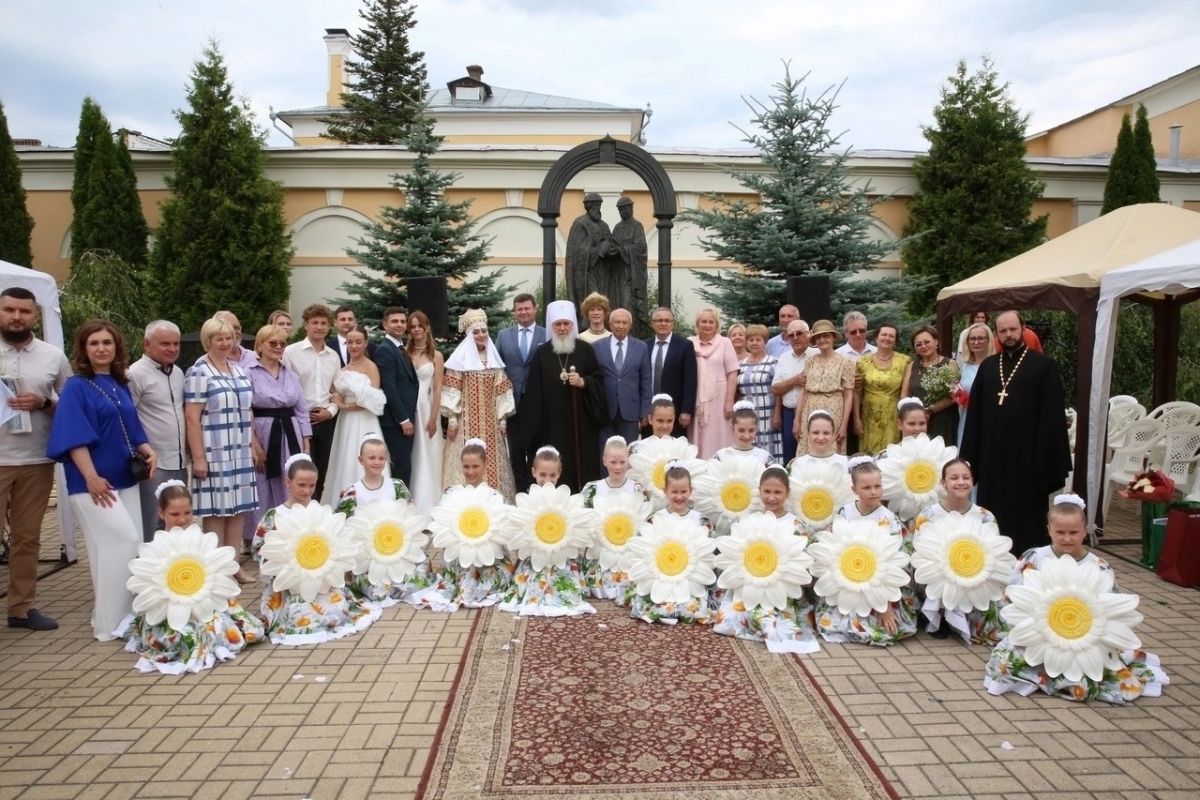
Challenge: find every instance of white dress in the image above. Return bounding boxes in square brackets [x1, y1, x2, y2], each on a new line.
[410, 361, 445, 513]
[321, 370, 389, 505]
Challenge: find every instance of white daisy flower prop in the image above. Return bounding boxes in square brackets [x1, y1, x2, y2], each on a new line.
[879, 433, 957, 520]
[629, 436, 706, 498]
[587, 492, 652, 571]
[127, 525, 240, 632]
[1002, 554, 1142, 682]
[626, 514, 717, 604]
[694, 457, 763, 532]
[715, 512, 814, 611]
[347, 499, 430, 587]
[259, 503, 358, 602]
[809, 517, 911, 615]
[789, 459, 854, 530]
[508, 484, 596, 571]
[910, 512, 1016, 612]
[429, 484, 511, 568]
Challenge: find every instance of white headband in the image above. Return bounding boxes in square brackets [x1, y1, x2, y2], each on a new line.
[605, 435, 628, 448]
[464, 437, 487, 450]
[665, 459, 685, 471]
[1054, 493, 1086, 509]
[847, 455, 876, 470]
[154, 479, 186, 500]
[732, 400, 755, 412]
[285, 453, 314, 472]
[360, 432, 385, 443]
[536, 445, 560, 458]
[651, 393, 674, 404]
[807, 409, 834, 423]
[897, 397, 924, 411]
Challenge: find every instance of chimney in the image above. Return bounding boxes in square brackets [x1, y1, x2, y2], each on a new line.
[1169, 124, 1183, 164]
[324, 28, 352, 108]
[466, 64, 484, 81]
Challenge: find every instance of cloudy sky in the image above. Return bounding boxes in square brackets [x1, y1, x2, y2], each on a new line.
[2, 0, 1198, 152]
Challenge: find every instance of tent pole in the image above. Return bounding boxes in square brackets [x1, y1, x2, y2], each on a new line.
[1073, 293, 1096, 504]
[1152, 298, 1181, 407]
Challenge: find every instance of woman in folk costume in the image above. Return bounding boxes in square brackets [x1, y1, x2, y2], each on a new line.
[441, 308, 517, 501]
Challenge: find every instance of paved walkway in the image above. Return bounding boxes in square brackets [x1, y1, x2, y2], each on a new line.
[0, 498, 1196, 799]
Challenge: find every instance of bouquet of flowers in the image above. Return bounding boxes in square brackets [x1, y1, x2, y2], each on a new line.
[919, 362, 957, 405]
[1119, 470, 1175, 503]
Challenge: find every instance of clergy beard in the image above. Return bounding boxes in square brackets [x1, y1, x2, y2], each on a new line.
[1001, 340, 1025, 354]
[551, 334, 576, 355]
[1, 328, 32, 345]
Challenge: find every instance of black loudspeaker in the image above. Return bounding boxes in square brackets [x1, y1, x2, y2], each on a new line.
[407, 277, 449, 338]
[786, 275, 832, 323]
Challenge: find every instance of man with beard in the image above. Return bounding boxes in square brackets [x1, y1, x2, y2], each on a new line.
[519, 300, 608, 491]
[0, 287, 71, 630]
[960, 310, 1071, 555]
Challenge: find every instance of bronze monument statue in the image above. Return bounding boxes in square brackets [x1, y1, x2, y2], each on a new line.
[612, 196, 649, 334]
[565, 193, 649, 332]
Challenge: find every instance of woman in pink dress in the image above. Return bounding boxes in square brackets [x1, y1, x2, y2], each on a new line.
[688, 306, 740, 458]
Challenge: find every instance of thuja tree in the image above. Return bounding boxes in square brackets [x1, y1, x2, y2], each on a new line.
[1102, 104, 1160, 214]
[71, 98, 106, 230]
[902, 58, 1046, 315]
[0, 101, 34, 266]
[680, 64, 894, 325]
[152, 43, 292, 332]
[72, 123, 149, 269]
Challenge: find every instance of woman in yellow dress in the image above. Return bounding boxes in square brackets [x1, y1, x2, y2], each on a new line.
[853, 323, 911, 454]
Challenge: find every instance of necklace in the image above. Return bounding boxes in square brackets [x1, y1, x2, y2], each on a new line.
[557, 353, 571, 383]
[996, 346, 1028, 406]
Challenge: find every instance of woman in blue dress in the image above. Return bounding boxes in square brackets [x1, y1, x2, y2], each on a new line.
[735, 324, 782, 462]
[954, 322, 994, 447]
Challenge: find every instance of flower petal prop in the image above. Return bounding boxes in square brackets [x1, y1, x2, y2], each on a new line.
[694, 457, 763, 532]
[430, 484, 511, 568]
[626, 513, 717, 604]
[629, 436, 706, 499]
[809, 517, 910, 615]
[1002, 554, 1143, 682]
[347, 499, 430, 587]
[879, 433, 957, 520]
[911, 512, 1016, 612]
[127, 525, 240, 631]
[789, 459, 854, 530]
[508, 484, 596, 571]
[586, 492, 653, 571]
[715, 512, 813, 611]
[259, 503, 359, 602]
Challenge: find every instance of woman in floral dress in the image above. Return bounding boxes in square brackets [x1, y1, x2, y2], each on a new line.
[904, 326, 960, 446]
[794, 320, 855, 456]
[853, 323, 910, 454]
[735, 324, 782, 462]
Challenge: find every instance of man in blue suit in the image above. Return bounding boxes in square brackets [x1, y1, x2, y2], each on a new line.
[644, 306, 697, 438]
[594, 308, 651, 451]
[496, 293, 545, 492]
[375, 307, 418, 484]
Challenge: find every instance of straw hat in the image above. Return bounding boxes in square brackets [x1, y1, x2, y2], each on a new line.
[808, 319, 841, 342]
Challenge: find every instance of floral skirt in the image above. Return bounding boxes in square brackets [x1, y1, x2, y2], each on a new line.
[984, 641, 1169, 704]
[499, 559, 595, 617]
[815, 585, 918, 646]
[712, 595, 820, 654]
[422, 559, 516, 610]
[921, 597, 1006, 646]
[626, 586, 713, 625]
[580, 557, 632, 605]
[260, 586, 379, 646]
[117, 600, 265, 675]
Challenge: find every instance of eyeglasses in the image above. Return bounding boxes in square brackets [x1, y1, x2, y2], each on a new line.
[847, 328, 866, 335]
[787, 331, 808, 339]
[967, 336, 988, 343]
[266, 340, 286, 347]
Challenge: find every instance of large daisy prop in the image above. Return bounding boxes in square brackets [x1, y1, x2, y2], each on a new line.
[809, 517, 911, 615]
[430, 484, 510, 568]
[127, 525, 240, 631]
[879, 434, 957, 520]
[587, 492, 652, 571]
[259, 503, 359, 602]
[694, 457, 763, 533]
[347, 499, 430, 587]
[1002, 554, 1142, 682]
[911, 512, 1016, 612]
[715, 512, 814, 611]
[508, 484, 596, 570]
[626, 514, 717, 604]
[629, 436, 706, 499]
[789, 459, 854, 530]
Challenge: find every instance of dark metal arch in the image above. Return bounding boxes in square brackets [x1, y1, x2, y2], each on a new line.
[537, 136, 677, 307]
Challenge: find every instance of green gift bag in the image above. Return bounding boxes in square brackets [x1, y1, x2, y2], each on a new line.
[1143, 517, 1168, 568]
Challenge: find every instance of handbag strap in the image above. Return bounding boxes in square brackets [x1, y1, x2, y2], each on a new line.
[86, 378, 138, 457]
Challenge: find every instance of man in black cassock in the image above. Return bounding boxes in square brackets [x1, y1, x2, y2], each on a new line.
[960, 311, 1072, 555]
[519, 300, 608, 491]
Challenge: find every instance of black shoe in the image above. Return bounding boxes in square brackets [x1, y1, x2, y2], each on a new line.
[8, 608, 59, 631]
[929, 617, 952, 639]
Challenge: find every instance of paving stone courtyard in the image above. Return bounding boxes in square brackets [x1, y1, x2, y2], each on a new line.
[0, 498, 1196, 799]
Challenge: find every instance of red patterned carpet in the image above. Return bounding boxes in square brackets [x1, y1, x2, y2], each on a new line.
[418, 604, 897, 799]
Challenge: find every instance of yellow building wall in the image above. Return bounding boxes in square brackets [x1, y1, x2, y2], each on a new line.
[326, 56, 344, 108]
[1148, 98, 1200, 158]
[1027, 106, 1129, 157]
[1032, 198, 1075, 239]
[870, 196, 910, 238]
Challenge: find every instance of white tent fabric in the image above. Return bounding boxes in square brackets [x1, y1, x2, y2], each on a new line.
[1087, 238, 1200, 528]
[0, 260, 77, 561]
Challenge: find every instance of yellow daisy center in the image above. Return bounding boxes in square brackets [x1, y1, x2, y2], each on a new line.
[165, 557, 206, 596]
[373, 522, 405, 556]
[743, 541, 779, 579]
[1047, 595, 1093, 640]
[905, 460, 937, 494]
[296, 534, 331, 570]
[655, 541, 689, 576]
[652, 462, 667, 491]
[534, 511, 567, 545]
[458, 508, 490, 539]
[947, 537, 985, 578]
[839, 544, 877, 583]
[721, 481, 752, 513]
[800, 488, 834, 522]
[603, 514, 635, 547]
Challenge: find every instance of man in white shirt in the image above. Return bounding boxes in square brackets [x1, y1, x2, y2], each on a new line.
[771, 319, 818, 463]
[128, 320, 186, 541]
[835, 311, 876, 361]
[283, 304, 340, 498]
[765, 304, 800, 358]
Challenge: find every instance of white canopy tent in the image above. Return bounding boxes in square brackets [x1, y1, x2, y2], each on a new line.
[1087, 239, 1200, 528]
[0, 260, 77, 561]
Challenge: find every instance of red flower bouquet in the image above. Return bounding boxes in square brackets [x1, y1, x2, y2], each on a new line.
[952, 383, 970, 409]
[1119, 470, 1176, 503]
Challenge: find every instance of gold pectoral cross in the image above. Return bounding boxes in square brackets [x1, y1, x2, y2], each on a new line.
[997, 388, 1008, 406]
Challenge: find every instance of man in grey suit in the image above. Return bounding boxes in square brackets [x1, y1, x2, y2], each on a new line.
[495, 293, 545, 492]
[594, 308, 651, 450]
[375, 307, 418, 484]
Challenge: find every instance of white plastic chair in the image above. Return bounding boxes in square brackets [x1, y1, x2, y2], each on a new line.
[1109, 395, 1139, 409]
[1106, 402, 1146, 455]
[1103, 418, 1165, 518]
[1158, 426, 1200, 490]
[1147, 401, 1200, 430]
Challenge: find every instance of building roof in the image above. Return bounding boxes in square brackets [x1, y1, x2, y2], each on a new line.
[276, 85, 643, 119]
[1028, 63, 1200, 139]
